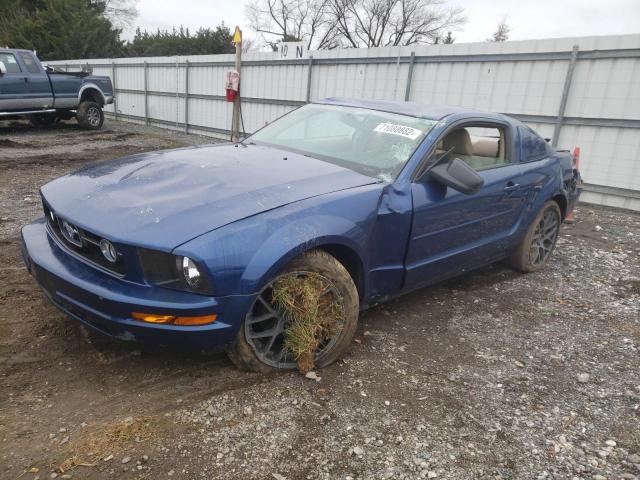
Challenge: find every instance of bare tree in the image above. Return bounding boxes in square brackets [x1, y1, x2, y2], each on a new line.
[330, 0, 465, 47]
[96, 0, 139, 29]
[242, 37, 259, 52]
[489, 15, 511, 42]
[246, 0, 465, 49]
[246, 0, 339, 50]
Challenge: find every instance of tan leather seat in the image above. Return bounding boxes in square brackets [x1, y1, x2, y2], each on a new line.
[470, 135, 499, 157]
[443, 129, 473, 157]
[439, 129, 506, 171]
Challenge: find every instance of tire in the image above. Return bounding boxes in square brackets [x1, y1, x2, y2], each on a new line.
[227, 250, 360, 373]
[507, 200, 562, 273]
[77, 101, 104, 130]
[30, 113, 57, 128]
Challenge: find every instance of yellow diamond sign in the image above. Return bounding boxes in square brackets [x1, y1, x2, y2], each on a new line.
[233, 27, 242, 44]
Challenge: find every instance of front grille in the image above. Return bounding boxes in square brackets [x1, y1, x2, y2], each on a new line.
[43, 201, 127, 276]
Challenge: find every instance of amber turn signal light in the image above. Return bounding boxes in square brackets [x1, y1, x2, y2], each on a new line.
[131, 312, 217, 326]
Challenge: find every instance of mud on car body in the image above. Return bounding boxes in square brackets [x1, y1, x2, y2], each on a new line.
[21, 98, 581, 371]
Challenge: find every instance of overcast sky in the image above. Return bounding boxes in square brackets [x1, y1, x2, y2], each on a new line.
[130, 0, 640, 45]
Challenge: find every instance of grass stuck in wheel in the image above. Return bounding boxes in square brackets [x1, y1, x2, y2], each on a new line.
[271, 272, 345, 374]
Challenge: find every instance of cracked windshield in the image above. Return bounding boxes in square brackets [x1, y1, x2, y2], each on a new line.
[248, 104, 438, 181]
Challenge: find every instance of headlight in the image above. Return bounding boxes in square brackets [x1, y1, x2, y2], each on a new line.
[180, 256, 202, 289]
[138, 249, 214, 295]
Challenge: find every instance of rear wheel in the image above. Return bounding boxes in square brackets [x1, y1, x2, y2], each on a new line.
[227, 250, 359, 373]
[507, 201, 561, 272]
[77, 101, 104, 130]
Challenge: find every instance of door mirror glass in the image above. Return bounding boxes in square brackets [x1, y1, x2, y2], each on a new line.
[428, 157, 484, 195]
[0, 61, 6, 75]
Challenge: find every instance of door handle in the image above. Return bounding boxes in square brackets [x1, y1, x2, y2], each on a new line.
[23, 77, 29, 83]
[503, 183, 520, 193]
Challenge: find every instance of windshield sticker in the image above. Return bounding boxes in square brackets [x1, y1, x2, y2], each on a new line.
[373, 123, 422, 140]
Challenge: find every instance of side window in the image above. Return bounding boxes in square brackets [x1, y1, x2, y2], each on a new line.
[19, 52, 41, 74]
[438, 125, 510, 171]
[519, 126, 550, 162]
[0, 53, 23, 73]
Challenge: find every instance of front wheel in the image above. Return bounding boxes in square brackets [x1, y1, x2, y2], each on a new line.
[227, 250, 359, 373]
[507, 200, 561, 272]
[76, 101, 104, 130]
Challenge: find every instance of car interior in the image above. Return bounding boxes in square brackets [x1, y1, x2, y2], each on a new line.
[0, 52, 22, 73]
[436, 126, 509, 171]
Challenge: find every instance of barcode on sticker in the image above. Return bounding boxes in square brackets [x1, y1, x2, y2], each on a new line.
[373, 123, 422, 140]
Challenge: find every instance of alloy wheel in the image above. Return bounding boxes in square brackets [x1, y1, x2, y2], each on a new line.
[87, 107, 101, 127]
[529, 209, 559, 266]
[244, 271, 346, 369]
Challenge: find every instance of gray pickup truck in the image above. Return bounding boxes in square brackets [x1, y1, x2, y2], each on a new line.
[0, 48, 113, 129]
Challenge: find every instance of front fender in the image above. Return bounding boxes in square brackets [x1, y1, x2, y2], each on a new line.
[241, 215, 367, 295]
[174, 184, 383, 298]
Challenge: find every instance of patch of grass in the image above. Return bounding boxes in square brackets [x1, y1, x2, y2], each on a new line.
[272, 272, 344, 373]
[56, 416, 156, 473]
[159, 140, 189, 150]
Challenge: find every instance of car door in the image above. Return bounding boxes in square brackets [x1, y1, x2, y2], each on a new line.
[404, 121, 527, 289]
[15, 51, 53, 109]
[0, 51, 31, 110]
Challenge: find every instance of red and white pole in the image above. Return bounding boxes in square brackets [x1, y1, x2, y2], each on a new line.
[564, 146, 580, 224]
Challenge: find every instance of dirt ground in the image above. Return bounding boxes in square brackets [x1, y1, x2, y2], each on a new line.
[1, 119, 639, 480]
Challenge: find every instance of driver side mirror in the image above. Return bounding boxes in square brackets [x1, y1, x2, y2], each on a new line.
[427, 157, 484, 195]
[0, 61, 6, 75]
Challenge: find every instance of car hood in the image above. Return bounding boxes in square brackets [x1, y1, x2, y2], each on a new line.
[40, 143, 378, 251]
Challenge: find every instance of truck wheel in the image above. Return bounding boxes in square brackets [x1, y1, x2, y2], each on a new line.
[507, 201, 561, 273]
[227, 250, 359, 373]
[77, 101, 104, 130]
[30, 113, 57, 128]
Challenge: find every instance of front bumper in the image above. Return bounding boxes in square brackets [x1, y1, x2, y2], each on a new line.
[21, 219, 255, 348]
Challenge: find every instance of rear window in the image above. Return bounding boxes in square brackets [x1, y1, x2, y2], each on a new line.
[519, 126, 550, 162]
[0, 52, 22, 73]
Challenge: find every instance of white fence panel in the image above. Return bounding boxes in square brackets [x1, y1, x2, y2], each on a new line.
[50, 33, 640, 210]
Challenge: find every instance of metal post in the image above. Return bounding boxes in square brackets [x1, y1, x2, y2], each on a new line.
[175, 58, 179, 130]
[231, 30, 242, 142]
[184, 60, 189, 133]
[143, 61, 149, 126]
[306, 55, 313, 103]
[111, 62, 117, 121]
[552, 45, 579, 147]
[404, 52, 416, 102]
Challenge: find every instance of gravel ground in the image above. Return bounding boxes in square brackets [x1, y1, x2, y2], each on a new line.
[0, 119, 639, 480]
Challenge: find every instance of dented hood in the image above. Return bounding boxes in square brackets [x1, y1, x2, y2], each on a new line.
[40, 143, 378, 250]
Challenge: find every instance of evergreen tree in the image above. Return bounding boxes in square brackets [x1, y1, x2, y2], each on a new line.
[6, 0, 124, 60]
[2, 0, 235, 60]
[125, 25, 235, 57]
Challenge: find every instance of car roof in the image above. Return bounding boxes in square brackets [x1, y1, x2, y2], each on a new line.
[315, 97, 509, 122]
[0, 48, 33, 54]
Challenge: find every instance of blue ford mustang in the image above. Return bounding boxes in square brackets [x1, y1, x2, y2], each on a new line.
[21, 98, 581, 371]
